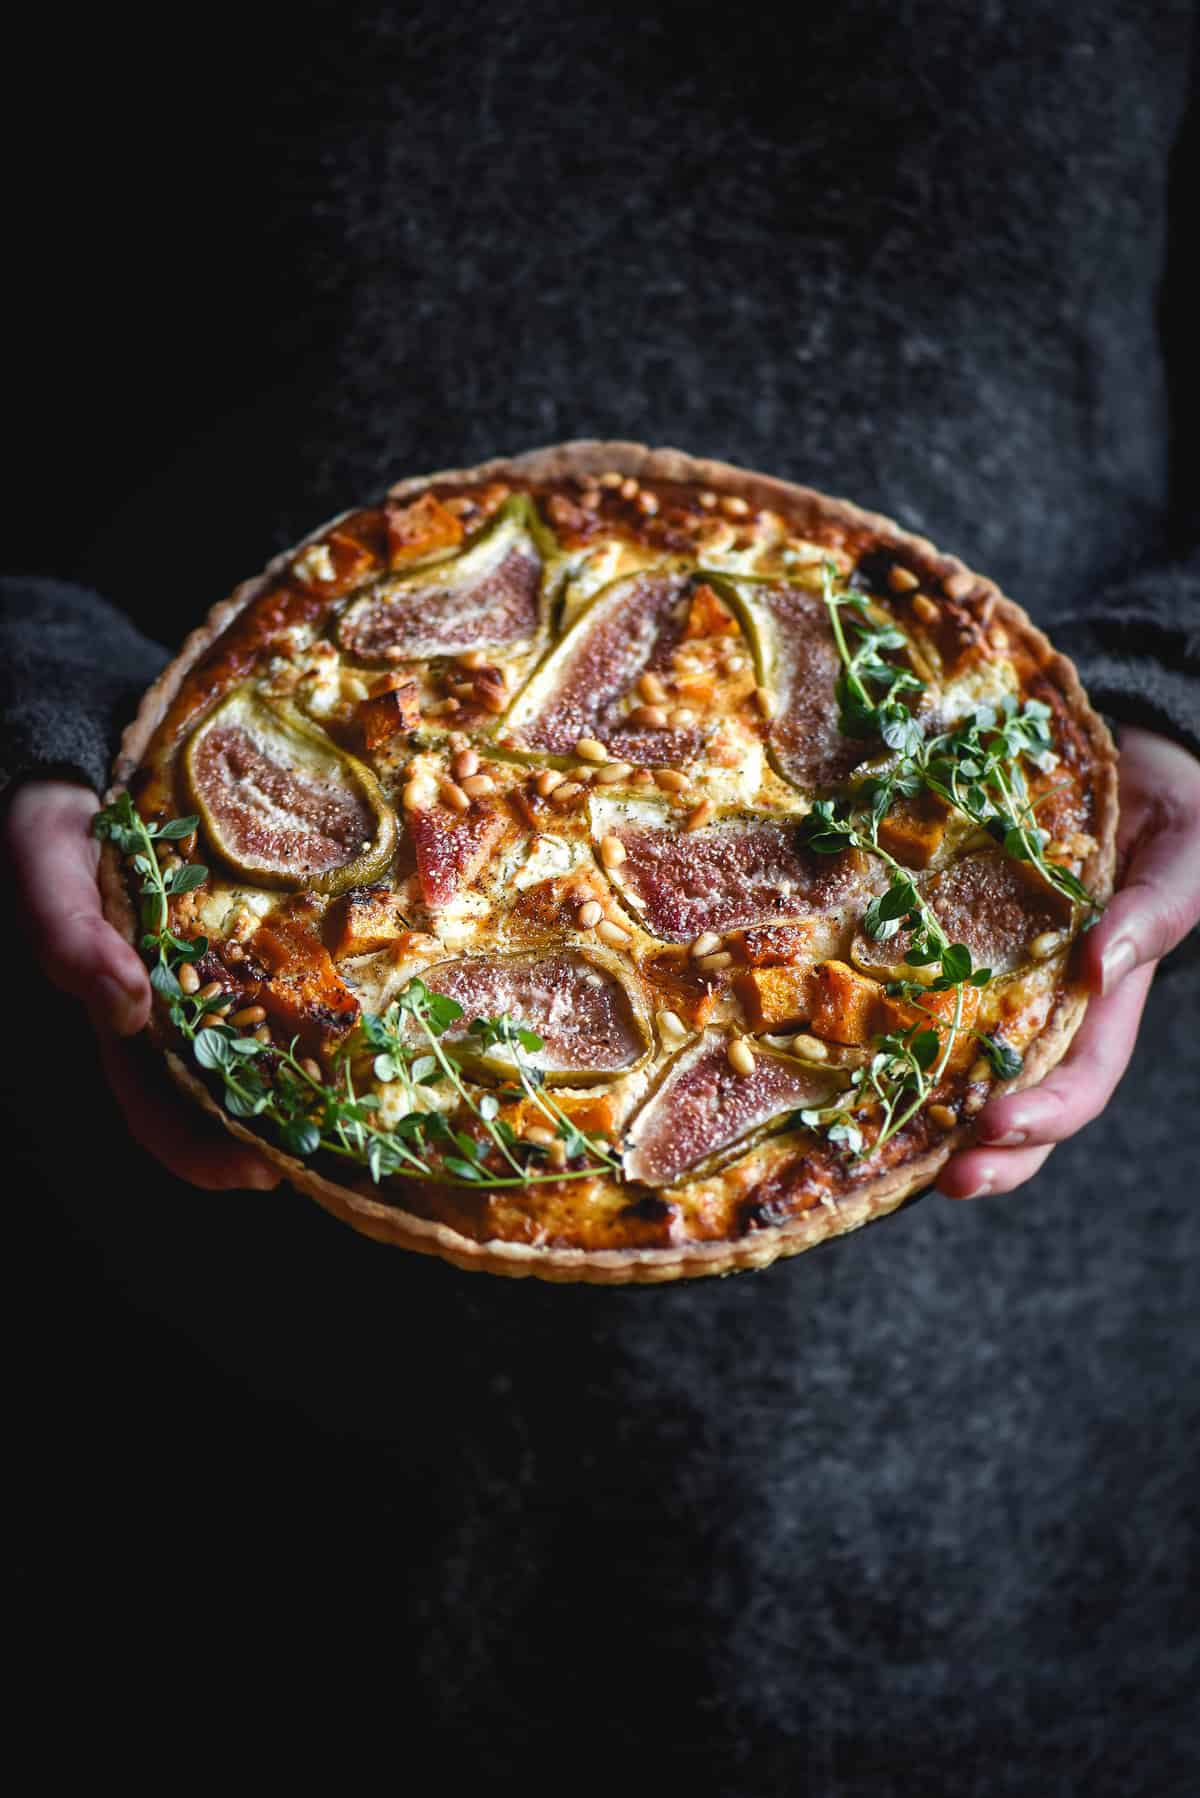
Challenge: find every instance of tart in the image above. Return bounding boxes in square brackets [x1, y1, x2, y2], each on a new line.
[98, 442, 1118, 1283]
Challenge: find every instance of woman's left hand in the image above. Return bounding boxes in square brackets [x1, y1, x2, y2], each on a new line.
[937, 725, 1200, 1200]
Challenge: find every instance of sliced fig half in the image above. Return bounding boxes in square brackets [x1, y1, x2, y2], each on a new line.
[589, 798, 881, 943]
[623, 1030, 841, 1188]
[850, 848, 1072, 980]
[184, 687, 396, 893]
[505, 569, 733, 764]
[335, 495, 557, 664]
[422, 948, 651, 1084]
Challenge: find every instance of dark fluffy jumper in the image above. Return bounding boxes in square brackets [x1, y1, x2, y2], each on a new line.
[3, 4, 1199, 1790]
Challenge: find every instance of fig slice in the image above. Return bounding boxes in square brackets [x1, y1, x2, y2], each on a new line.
[849, 848, 1073, 981]
[421, 948, 651, 1084]
[335, 495, 558, 664]
[717, 575, 911, 792]
[505, 569, 731, 764]
[623, 1030, 841, 1188]
[184, 686, 396, 893]
[588, 797, 881, 943]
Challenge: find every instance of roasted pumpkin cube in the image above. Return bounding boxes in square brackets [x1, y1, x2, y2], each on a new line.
[736, 964, 813, 1032]
[248, 914, 360, 1042]
[506, 1090, 619, 1142]
[684, 581, 738, 639]
[877, 980, 982, 1071]
[358, 680, 421, 749]
[807, 960, 885, 1045]
[876, 791, 949, 869]
[327, 884, 410, 958]
[385, 492, 464, 568]
[728, 922, 816, 967]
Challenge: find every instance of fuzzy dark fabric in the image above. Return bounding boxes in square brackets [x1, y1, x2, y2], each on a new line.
[6, 2, 1200, 1788]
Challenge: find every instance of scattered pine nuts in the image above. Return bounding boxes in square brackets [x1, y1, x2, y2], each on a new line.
[403, 778, 432, 811]
[599, 835, 627, 869]
[727, 1037, 756, 1076]
[653, 768, 689, 793]
[696, 950, 733, 972]
[460, 774, 496, 798]
[912, 594, 940, 625]
[179, 963, 200, 995]
[595, 919, 630, 947]
[657, 1009, 687, 1044]
[548, 1139, 569, 1170]
[789, 1034, 830, 1062]
[1030, 930, 1065, 960]
[551, 781, 585, 806]
[450, 681, 477, 701]
[928, 1104, 958, 1131]
[599, 470, 624, 488]
[968, 1057, 992, 1083]
[594, 761, 633, 784]
[457, 649, 488, 670]
[254, 1024, 272, 1043]
[889, 565, 920, 593]
[619, 477, 639, 500]
[198, 981, 224, 1003]
[525, 1125, 557, 1147]
[575, 736, 608, 762]
[577, 899, 603, 929]
[698, 490, 718, 509]
[721, 494, 750, 519]
[451, 748, 480, 780]
[230, 1005, 267, 1027]
[636, 490, 659, 515]
[535, 769, 565, 798]
[301, 1058, 323, 1083]
[685, 799, 715, 831]
[638, 671, 668, 704]
[440, 780, 471, 812]
[630, 704, 669, 729]
[690, 930, 723, 958]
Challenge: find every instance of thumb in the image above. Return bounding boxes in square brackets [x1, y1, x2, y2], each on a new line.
[5, 780, 151, 1035]
[1084, 755, 1200, 998]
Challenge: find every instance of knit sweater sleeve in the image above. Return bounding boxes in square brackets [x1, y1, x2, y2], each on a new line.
[0, 576, 167, 797]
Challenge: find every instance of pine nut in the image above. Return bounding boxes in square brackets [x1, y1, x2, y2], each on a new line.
[755, 686, 774, 719]
[535, 769, 565, 797]
[476, 680, 508, 714]
[1030, 930, 1065, 960]
[727, 1037, 755, 1076]
[551, 781, 584, 806]
[698, 490, 718, 509]
[630, 704, 669, 729]
[599, 470, 624, 488]
[789, 1034, 829, 1062]
[696, 951, 733, 972]
[690, 931, 723, 958]
[450, 681, 477, 700]
[575, 736, 608, 762]
[179, 962, 200, 995]
[685, 800, 715, 831]
[657, 1009, 687, 1044]
[599, 835, 627, 869]
[447, 730, 469, 753]
[457, 649, 488, 670]
[301, 1058, 323, 1082]
[451, 748, 480, 780]
[440, 780, 470, 812]
[525, 1125, 556, 1147]
[198, 982, 224, 1003]
[403, 779, 432, 811]
[912, 594, 940, 625]
[653, 768, 688, 793]
[548, 1139, 569, 1169]
[230, 1005, 267, 1027]
[619, 476, 639, 500]
[577, 900, 603, 928]
[595, 920, 630, 947]
[721, 494, 750, 519]
[673, 707, 697, 726]
[638, 671, 668, 704]
[968, 1058, 992, 1083]
[636, 490, 659, 515]
[594, 761, 633, 784]
[460, 774, 496, 798]
[889, 565, 920, 592]
[928, 1103, 958, 1131]
[254, 1024, 272, 1043]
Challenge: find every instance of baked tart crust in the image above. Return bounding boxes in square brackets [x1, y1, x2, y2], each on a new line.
[98, 442, 1118, 1283]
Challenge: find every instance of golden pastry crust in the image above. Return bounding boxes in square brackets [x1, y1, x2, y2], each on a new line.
[99, 441, 1118, 1283]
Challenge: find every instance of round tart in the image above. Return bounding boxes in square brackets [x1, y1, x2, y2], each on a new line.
[98, 442, 1118, 1283]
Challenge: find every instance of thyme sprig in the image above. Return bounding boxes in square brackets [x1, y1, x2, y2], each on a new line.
[820, 561, 924, 748]
[93, 794, 619, 1190]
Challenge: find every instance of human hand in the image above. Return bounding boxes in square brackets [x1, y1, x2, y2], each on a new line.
[937, 725, 1200, 1200]
[5, 779, 280, 1190]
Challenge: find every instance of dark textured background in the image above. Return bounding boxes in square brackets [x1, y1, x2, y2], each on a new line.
[5, 3, 1199, 1790]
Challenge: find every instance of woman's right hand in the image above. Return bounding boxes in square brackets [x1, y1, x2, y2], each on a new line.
[5, 778, 281, 1190]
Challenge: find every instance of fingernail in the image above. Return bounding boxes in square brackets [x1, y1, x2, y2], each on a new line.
[980, 1129, 1027, 1147]
[1100, 937, 1137, 995]
[940, 1179, 993, 1202]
